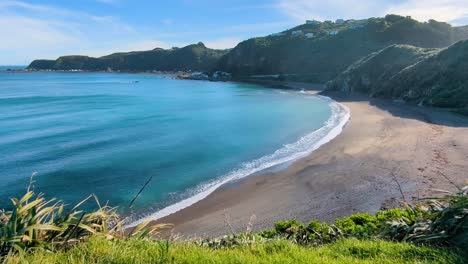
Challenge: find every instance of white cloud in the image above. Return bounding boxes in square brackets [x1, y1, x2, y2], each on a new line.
[277, 0, 468, 24]
[161, 18, 174, 26]
[387, 0, 468, 23]
[276, 0, 387, 22]
[120, 40, 173, 51]
[82, 37, 240, 58]
[0, 0, 116, 22]
[227, 21, 293, 33]
[0, 0, 137, 64]
[81, 40, 175, 57]
[205, 38, 241, 49]
[0, 0, 55, 13]
[0, 15, 78, 50]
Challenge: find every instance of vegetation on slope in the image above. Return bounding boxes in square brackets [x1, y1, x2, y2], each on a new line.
[27, 15, 468, 83]
[327, 44, 439, 93]
[1, 182, 466, 263]
[327, 40, 468, 114]
[27, 43, 228, 72]
[217, 15, 468, 82]
[200, 186, 467, 251]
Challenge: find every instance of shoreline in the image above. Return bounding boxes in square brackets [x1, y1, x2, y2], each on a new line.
[127, 89, 351, 228]
[148, 84, 468, 238]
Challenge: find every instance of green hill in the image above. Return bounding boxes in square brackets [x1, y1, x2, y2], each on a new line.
[217, 15, 468, 82]
[326, 44, 439, 94]
[327, 40, 468, 114]
[27, 42, 228, 72]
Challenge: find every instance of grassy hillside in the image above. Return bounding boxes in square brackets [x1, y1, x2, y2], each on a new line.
[27, 43, 228, 72]
[327, 40, 468, 114]
[5, 237, 462, 264]
[327, 44, 439, 93]
[217, 15, 468, 82]
[381, 40, 468, 111]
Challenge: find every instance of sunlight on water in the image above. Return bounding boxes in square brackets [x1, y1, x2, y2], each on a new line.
[0, 72, 340, 222]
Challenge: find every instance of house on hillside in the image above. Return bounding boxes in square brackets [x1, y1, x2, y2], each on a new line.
[329, 30, 339, 36]
[305, 33, 315, 38]
[306, 20, 321, 25]
[291, 30, 304, 36]
[270, 32, 285, 37]
[335, 19, 345, 24]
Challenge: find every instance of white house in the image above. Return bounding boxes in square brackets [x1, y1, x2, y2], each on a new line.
[191, 72, 209, 79]
[329, 30, 339, 36]
[213, 71, 231, 79]
[270, 32, 285, 37]
[291, 30, 304, 36]
[305, 33, 315, 38]
[306, 20, 321, 25]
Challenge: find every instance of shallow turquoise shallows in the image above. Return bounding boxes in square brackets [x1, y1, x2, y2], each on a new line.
[0, 72, 334, 222]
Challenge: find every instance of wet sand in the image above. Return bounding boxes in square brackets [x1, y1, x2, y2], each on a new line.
[155, 88, 468, 238]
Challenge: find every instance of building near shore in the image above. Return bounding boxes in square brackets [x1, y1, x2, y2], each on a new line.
[191, 72, 209, 79]
[212, 71, 231, 79]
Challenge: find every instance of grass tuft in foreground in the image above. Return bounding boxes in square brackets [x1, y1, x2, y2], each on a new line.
[4, 237, 464, 264]
[0, 185, 167, 258]
[1, 179, 466, 263]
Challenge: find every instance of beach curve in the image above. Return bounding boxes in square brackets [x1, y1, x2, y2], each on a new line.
[126, 92, 351, 228]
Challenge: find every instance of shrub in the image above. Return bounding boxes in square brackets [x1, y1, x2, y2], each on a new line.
[198, 233, 266, 249]
[334, 208, 418, 239]
[274, 219, 302, 234]
[252, 188, 466, 250]
[306, 221, 342, 244]
[0, 189, 167, 259]
[385, 186, 468, 248]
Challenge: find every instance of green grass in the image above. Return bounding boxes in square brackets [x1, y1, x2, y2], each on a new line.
[2, 180, 466, 263]
[4, 237, 463, 264]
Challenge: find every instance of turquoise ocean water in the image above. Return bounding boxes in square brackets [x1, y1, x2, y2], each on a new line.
[0, 72, 347, 223]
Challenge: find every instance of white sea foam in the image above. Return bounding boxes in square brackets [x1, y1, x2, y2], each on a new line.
[126, 94, 350, 228]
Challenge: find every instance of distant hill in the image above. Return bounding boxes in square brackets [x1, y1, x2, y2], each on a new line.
[27, 43, 229, 72]
[327, 40, 468, 115]
[26, 15, 468, 112]
[217, 15, 468, 82]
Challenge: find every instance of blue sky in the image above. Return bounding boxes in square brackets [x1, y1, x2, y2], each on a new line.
[1, 0, 468, 65]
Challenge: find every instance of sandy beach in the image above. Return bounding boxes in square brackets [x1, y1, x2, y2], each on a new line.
[154, 86, 468, 238]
